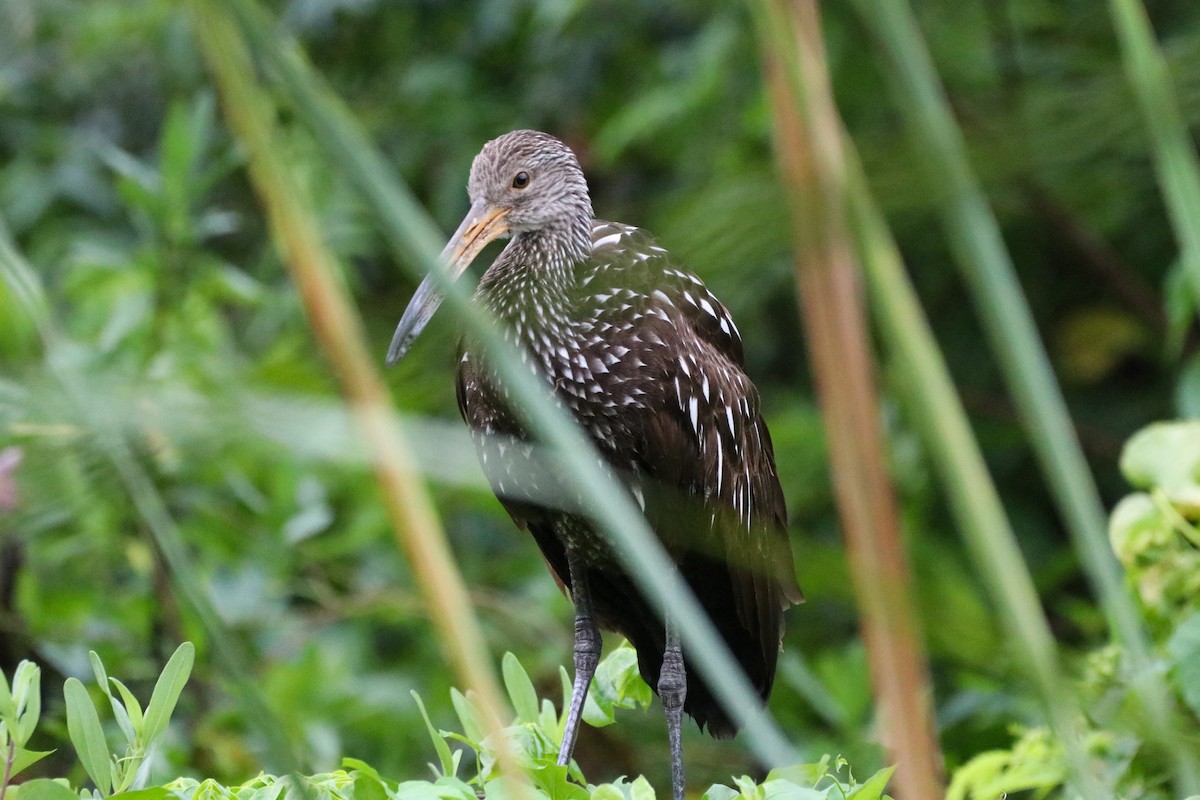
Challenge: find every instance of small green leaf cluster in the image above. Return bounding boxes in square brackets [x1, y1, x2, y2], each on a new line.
[1109, 421, 1200, 621]
[60, 643, 194, 798]
[392, 649, 893, 800]
[406, 648, 657, 792]
[0, 644, 891, 800]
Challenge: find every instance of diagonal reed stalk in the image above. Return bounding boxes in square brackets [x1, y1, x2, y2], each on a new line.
[852, 0, 1200, 792]
[1109, 0, 1200, 313]
[188, 0, 528, 782]
[831, 94, 1103, 800]
[752, 2, 943, 797]
[215, 0, 804, 768]
[845, 140, 1103, 799]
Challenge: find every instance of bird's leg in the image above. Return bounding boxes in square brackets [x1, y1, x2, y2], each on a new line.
[559, 547, 601, 767]
[659, 617, 687, 800]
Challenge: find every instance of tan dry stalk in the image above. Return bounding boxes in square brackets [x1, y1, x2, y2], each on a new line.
[190, 0, 522, 782]
[756, 1, 944, 797]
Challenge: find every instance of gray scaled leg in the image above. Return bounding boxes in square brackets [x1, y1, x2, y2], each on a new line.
[658, 617, 687, 800]
[558, 547, 601, 766]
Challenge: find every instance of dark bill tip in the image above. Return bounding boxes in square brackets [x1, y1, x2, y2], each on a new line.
[386, 273, 443, 366]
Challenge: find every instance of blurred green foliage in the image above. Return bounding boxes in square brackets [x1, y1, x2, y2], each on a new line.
[1, 0, 1199, 795]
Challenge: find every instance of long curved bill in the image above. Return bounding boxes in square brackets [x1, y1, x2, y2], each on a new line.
[386, 199, 510, 365]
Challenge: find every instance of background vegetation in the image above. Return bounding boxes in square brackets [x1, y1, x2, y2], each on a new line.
[1, 0, 1199, 797]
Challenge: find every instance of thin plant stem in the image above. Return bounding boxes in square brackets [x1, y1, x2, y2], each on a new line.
[1, 737, 14, 800]
[1109, 0, 1200, 314]
[841, 127, 1100, 799]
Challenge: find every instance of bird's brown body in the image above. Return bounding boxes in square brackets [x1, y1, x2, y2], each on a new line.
[456, 219, 800, 736]
[388, 130, 800, 797]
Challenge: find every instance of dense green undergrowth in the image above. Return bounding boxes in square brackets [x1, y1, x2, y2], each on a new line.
[2, 417, 1196, 800]
[0, 644, 894, 800]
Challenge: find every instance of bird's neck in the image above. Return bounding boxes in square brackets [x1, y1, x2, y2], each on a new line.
[477, 220, 591, 343]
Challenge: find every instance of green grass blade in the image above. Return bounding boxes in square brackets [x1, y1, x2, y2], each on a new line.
[841, 130, 1096, 795]
[1109, 0, 1200, 314]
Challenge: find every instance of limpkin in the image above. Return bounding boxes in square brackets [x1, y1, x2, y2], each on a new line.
[387, 130, 801, 799]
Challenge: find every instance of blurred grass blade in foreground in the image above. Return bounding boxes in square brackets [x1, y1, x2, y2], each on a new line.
[751, 1, 942, 797]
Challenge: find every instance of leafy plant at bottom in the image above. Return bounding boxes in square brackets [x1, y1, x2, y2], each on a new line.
[411, 646, 892, 800]
[1, 642, 892, 800]
[63, 642, 195, 796]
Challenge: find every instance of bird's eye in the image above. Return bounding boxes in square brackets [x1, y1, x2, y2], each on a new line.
[512, 171, 531, 189]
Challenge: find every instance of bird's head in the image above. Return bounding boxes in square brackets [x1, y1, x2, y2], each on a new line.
[387, 130, 593, 365]
[468, 130, 593, 235]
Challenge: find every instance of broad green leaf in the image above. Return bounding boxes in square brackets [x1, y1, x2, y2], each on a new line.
[582, 645, 650, 728]
[501, 652, 539, 724]
[10, 778, 79, 800]
[731, 775, 760, 800]
[433, 776, 482, 800]
[529, 764, 589, 800]
[449, 688, 485, 744]
[759, 780, 826, 800]
[629, 775, 657, 800]
[701, 786, 740, 800]
[8, 747, 54, 778]
[581, 685, 613, 728]
[479, 776, 537, 800]
[590, 785, 626, 800]
[343, 758, 383, 782]
[1108, 493, 1170, 565]
[538, 698, 559, 744]
[1120, 422, 1200, 512]
[115, 788, 171, 800]
[766, 763, 825, 786]
[846, 766, 895, 800]
[410, 691, 455, 778]
[348, 766, 389, 800]
[64, 677, 112, 796]
[142, 642, 194, 744]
